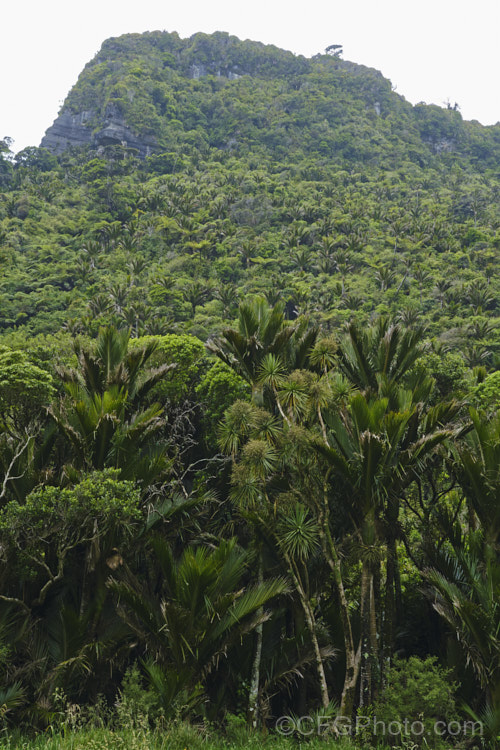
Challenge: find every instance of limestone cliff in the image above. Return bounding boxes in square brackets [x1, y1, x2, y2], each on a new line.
[39, 30, 313, 158]
[41, 110, 156, 157]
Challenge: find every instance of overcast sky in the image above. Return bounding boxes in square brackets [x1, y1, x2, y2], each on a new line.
[3, 0, 499, 152]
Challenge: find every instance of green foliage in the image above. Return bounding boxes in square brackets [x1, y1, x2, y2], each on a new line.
[276, 503, 320, 561]
[115, 663, 157, 729]
[471, 369, 500, 411]
[0, 470, 141, 602]
[0, 33, 498, 346]
[0, 681, 26, 726]
[413, 351, 469, 402]
[14, 147, 57, 173]
[196, 360, 250, 444]
[0, 724, 362, 749]
[0, 345, 55, 430]
[1, 28, 500, 739]
[370, 656, 458, 747]
[49, 327, 172, 479]
[109, 537, 287, 716]
[0, 471, 141, 562]
[0, 138, 13, 188]
[0, 469, 141, 638]
[130, 333, 205, 402]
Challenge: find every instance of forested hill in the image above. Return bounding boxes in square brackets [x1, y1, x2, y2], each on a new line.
[0, 30, 499, 358]
[40, 30, 499, 169]
[4, 32, 500, 742]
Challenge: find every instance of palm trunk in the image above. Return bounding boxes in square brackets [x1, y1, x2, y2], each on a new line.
[382, 532, 402, 685]
[369, 569, 378, 696]
[381, 541, 395, 684]
[382, 496, 401, 684]
[359, 503, 381, 706]
[394, 544, 403, 621]
[359, 549, 379, 705]
[247, 553, 263, 728]
[336, 549, 361, 720]
[359, 563, 371, 707]
[359, 564, 379, 706]
[335, 544, 361, 719]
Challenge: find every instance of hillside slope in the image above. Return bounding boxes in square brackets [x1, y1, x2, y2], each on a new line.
[0, 31, 498, 362]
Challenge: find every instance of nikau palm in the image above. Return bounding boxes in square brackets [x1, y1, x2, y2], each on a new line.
[49, 327, 174, 480]
[336, 317, 431, 406]
[317, 392, 457, 708]
[109, 537, 287, 714]
[57, 326, 174, 410]
[424, 412, 500, 738]
[208, 296, 319, 404]
[3, 292, 499, 732]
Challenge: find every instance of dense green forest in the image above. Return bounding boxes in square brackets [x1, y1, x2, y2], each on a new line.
[1, 30, 500, 748]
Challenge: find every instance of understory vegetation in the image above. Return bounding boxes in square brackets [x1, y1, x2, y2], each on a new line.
[1, 29, 500, 749]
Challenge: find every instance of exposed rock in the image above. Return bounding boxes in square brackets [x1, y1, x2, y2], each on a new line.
[41, 110, 156, 158]
[190, 63, 207, 79]
[190, 62, 243, 80]
[41, 111, 94, 153]
[93, 117, 156, 157]
[424, 137, 456, 155]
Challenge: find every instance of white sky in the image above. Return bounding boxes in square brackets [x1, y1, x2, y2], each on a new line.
[3, 0, 499, 153]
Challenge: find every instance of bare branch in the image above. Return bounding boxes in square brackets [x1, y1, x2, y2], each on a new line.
[0, 435, 33, 501]
[0, 594, 30, 613]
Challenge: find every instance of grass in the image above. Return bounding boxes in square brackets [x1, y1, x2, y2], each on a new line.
[0, 724, 357, 750]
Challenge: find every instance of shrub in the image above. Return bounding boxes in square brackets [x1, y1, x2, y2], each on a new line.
[114, 664, 157, 730]
[369, 656, 458, 748]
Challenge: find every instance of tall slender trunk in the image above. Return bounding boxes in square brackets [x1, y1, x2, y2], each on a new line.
[382, 529, 402, 684]
[369, 569, 378, 696]
[359, 563, 371, 708]
[394, 544, 403, 621]
[285, 552, 330, 709]
[317, 479, 360, 718]
[359, 516, 380, 707]
[336, 551, 361, 719]
[359, 561, 379, 706]
[371, 561, 381, 701]
[381, 538, 395, 684]
[247, 552, 263, 729]
[382, 498, 401, 685]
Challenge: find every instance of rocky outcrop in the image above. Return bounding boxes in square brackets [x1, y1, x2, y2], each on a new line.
[92, 117, 156, 157]
[41, 111, 94, 153]
[41, 111, 156, 158]
[189, 63, 242, 80]
[424, 137, 456, 155]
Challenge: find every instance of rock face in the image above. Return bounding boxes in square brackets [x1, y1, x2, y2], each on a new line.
[41, 111, 93, 153]
[190, 63, 242, 80]
[41, 111, 156, 158]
